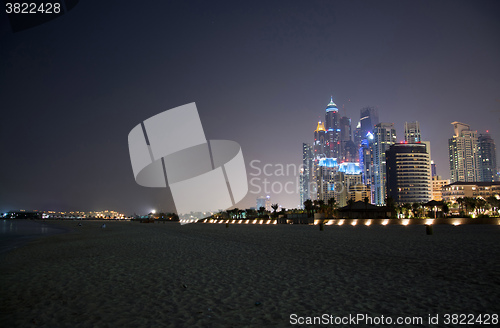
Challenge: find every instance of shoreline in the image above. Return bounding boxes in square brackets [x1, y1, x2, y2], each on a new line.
[0, 219, 72, 258]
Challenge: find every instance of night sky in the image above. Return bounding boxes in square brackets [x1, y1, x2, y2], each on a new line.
[1, 0, 499, 214]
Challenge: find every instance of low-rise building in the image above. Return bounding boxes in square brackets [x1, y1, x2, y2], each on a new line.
[432, 176, 450, 201]
[441, 181, 500, 203]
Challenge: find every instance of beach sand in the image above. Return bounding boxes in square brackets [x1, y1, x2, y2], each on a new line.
[0, 220, 499, 327]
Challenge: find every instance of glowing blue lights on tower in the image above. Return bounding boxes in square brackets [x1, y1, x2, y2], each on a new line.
[318, 157, 338, 168]
[338, 162, 362, 175]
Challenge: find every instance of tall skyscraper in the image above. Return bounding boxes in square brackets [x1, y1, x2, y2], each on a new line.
[370, 122, 396, 205]
[359, 107, 379, 140]
[431, 160, 437, 177]
[339, 116, 352, 162]
[404, 121, 421, 143]
[449, 122, 481, 183]
[325, 97, 341, 159]
[315, 158, 338, 203]
[314, 121, 327, 159]
[359, 136, 373, 185]
[386, 143, 432, 204]
[478, 133, 498, 182]
[300, 143, 314, 207]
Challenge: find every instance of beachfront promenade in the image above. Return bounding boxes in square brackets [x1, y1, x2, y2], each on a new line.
[1, 220, 499, 327]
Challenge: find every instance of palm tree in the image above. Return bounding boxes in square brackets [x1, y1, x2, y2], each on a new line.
[456, 197, 465, 215]
[403, 203, 412, 219]
[258, 206, 266, 217]
[412, 203, 421, 218]
[271, 204, 278, 217]
[326, 197, 336, 217]
[385, 196, 396, 218]
[476, 198, 487, 214]
[486, 196, 500, 215]
[304, 199, 313, 218]
[464, 197, 477, 216]
[442, 202, 450, 217]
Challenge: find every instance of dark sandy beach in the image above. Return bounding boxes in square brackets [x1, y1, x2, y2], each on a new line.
[0, 220, 499, 327]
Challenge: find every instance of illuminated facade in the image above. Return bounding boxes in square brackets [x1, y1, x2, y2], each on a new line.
[359, 107, 379, 142]
[371, 123, 397, 205]
[431, 176, 450, 201]
[325, 97, 341, 159]
[442, 182, 500, 204]
[314, 121, 327, 159]
[339, 116, 354, 162]
[478, 133, 498, 182]
[404, 121, 421, 143]
[256, 196, 266, 210]
[386, 143, 432, 204]
[349, 184, 371, 203]
[449, 122, 481, 182]
[300, 143, 314, 207]
[315, 161, 337, 204]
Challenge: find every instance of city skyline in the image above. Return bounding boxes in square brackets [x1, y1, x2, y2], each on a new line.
[1, 0, 499, 214]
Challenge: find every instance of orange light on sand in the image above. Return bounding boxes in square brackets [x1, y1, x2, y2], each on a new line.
[365, 220, 372, 226]
[402, 219, 410, 226]
[326, 220, 334, 225]
[238, 220, 242, 224]
[209, 219, 214, 223]
[351, 220, 358, 226]
[338, 220, 344, 226]
[253, 219, 257, 224]
[425, 219, 434, 225]
[244, 220, 249, 224]
[273, 220, 277, 225]
[382, 219, 389, 226]
[453, 221, 461, 226]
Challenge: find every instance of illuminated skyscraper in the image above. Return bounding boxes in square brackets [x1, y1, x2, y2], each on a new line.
[314, 121, 327, 159]
[339, 116, 354, 162]
[386, 143, 431, 204]
[370, 123, 397, 205]
[359, 107, 379, 141]
[300, 143, 314, 207]
[325, 97, 341, 159]
[478, 133, 498, 182]
[449, 122, 481, 182]
[404, 121, 421, 143]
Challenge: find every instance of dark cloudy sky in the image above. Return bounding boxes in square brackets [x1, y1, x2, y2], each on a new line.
[1, 0, 499, 214]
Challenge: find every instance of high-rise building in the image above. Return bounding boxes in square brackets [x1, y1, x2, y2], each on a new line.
[359, 107, 379, 141]
[314, 121, 327, 159]
[359, 136, 373, 185]
[353, 120, 362, 148]
[404, 121, 421, 143]
[256, 196, 266, 210]
[370, 123, 397, 205]
[315, 158, 338, 203]
[337, 162, 363, 207]
[343, 140, 358, 162]
[478, 133, 498, 182]
[449, 122, 481, 183]
[431, 160, 437, 177]
[339, 116, 352, 162]
[325, 97, 341, 159]
[300, 143, 314, 207]
[386, 143, 432, 204]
